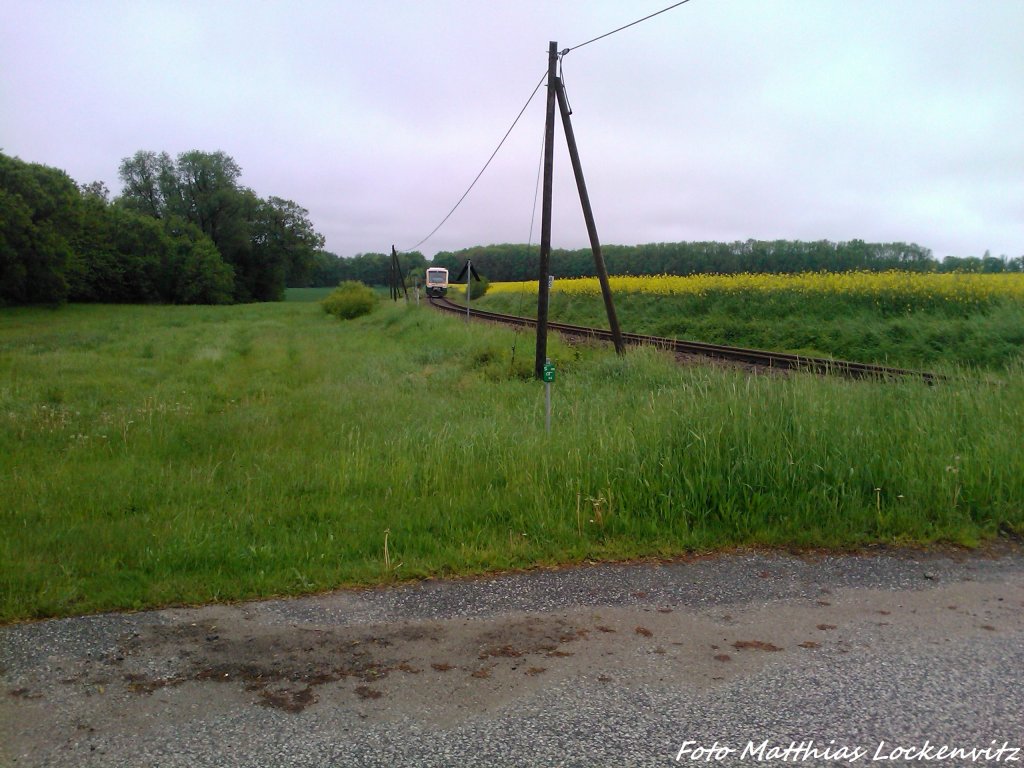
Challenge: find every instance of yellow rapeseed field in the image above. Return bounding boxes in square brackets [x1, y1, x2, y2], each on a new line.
[490, 271, 1024, 310]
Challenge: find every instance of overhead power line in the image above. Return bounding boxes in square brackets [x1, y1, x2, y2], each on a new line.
[400, 70, 548, 253]
[401, 1, 693, 253]
[563, 0, 694, 55]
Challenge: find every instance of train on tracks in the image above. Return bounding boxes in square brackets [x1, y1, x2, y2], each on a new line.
[424, 267, 449, 297]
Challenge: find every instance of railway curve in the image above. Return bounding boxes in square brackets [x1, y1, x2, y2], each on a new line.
[429, 296, 941, 383]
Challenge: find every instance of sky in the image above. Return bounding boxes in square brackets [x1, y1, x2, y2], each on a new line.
[2, 0, 1022, 261]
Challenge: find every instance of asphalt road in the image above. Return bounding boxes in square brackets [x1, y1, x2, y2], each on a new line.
[3, 546, 1023, 767]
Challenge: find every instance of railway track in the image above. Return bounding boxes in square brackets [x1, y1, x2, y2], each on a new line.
[429, 296, 941, 383]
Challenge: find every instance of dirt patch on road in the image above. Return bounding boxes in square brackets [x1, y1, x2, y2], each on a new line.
[103, 613, 603, 714]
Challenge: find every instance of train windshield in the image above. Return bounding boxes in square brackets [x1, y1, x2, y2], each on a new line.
[426, 271, 447, 284]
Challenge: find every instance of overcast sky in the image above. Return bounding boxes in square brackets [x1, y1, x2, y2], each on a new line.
[2, 0, 1022, 260]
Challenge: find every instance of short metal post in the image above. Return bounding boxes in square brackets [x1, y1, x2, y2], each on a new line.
[465, 259, 472, 322]
[545, 368, 552, 433]
[542, 358, 555, 433]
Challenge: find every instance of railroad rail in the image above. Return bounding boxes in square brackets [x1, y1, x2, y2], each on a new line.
[429, 296, 941, 383]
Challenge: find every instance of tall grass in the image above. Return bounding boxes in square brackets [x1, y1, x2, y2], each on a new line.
[1, 301, 1021, 622]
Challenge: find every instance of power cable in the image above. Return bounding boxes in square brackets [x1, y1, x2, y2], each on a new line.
[526, 123, 546, 248]
[509, 120, 547, 375]
[562, 0, 694, 55]
[400, 69, 548, 253]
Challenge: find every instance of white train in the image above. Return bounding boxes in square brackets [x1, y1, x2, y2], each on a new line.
[425, 267, 449, 298]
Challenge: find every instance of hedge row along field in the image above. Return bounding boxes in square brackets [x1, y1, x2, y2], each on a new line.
[2, 296, 1023, 622]
[484, 272, 1024, 370]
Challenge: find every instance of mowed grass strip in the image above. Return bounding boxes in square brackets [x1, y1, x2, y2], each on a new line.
[1, 300, 1022, 622]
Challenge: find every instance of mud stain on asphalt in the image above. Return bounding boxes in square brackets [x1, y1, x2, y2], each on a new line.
[101, 614, 598, 714]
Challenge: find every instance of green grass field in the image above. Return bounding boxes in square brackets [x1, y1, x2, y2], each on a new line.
[285, 286, 336, 302]
[2, 297, 1022, 622]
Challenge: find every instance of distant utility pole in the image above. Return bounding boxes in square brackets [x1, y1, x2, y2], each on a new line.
[534, 41, 624, 378]
[389, 251, 396, 301]
[455, 259, 481, 323]
[391, 245, 409, 303]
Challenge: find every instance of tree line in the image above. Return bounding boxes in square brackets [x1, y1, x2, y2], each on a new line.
[427, 241, 1023, 283]
[306, 241, 1023, 290]
[1, 150, 324, 305]
[5, 146, 1019, 306]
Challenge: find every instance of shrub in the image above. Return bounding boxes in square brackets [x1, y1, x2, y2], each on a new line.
[451, 275, 490, 301]
[471, 275, 490, 300]
[321, 281, 377, 320]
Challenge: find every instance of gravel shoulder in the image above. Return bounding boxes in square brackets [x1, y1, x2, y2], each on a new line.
[3, 545, 1023, 767]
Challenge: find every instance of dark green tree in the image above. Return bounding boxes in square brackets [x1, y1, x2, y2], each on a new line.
[160, 216, 235, 304]
[309, 250, 346, 286]
[0, 152, 78, 304]
[117, 150, 171, 219]
[117, 149, 327, 301]
[256, 196, 325, 288]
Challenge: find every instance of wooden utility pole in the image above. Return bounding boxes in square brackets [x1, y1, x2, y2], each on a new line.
[391, 245, 409, 303]
[554, 78, 624, 355]
[534, 41, 559, 380]
[389, 250, 397, 301]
